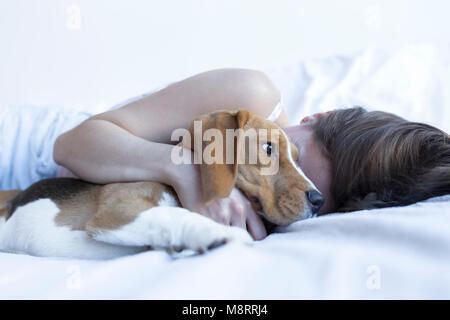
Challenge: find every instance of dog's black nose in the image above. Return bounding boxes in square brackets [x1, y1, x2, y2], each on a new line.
[305, 190, 325, 214]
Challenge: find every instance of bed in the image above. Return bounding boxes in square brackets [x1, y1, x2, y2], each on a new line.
[1, 45, 450, 299]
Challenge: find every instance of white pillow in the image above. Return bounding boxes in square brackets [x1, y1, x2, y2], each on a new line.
[263, 44, 450, 133]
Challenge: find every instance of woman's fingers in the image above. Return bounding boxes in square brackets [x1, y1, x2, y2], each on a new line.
[229, 200, 247, 229]
[193, 188, 268, 240]
[227, 188, 267, 239]
[246, 208, 267, 240]
[208, 200, 231, 225]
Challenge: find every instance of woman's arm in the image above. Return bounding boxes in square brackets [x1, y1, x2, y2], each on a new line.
[54, 68, 283, 239]
[54, 68, 285, 184]
[91, 68, 286, 143]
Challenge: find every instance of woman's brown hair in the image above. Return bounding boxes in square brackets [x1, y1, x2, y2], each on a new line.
[312, 107, 450, 212]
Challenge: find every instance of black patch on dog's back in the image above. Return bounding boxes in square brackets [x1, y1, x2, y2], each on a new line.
[8, 178, 99, 216]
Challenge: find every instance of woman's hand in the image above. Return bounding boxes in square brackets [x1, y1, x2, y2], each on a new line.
[171, 162, 267, 240]
[197, 188, 267, 240]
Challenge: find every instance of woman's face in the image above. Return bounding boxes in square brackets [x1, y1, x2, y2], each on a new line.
[283, 113, 336, 214]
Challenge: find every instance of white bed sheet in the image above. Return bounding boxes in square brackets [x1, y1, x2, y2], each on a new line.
[263, 44, 450, 133]
[1, 195, 450, 299]
[1, 45, 450, 299]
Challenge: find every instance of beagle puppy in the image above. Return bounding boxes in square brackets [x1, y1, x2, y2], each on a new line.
[0, 110, 324, 259]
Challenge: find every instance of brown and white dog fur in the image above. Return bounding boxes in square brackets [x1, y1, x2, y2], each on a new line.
[0, 110, 321, 259]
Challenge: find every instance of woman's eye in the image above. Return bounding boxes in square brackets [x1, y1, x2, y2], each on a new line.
[262, 142, 272, 156]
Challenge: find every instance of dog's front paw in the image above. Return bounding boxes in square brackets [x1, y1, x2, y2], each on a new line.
[172, 212, 253, 254]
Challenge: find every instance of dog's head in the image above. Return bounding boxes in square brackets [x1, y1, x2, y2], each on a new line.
[181, 109, 324, 226]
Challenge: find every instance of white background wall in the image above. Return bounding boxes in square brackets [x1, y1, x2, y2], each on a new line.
[1, 0, 449, 112]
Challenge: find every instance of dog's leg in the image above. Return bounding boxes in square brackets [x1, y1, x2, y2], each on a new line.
[85, 184, 252, 254]
[87, 206, 252, 254]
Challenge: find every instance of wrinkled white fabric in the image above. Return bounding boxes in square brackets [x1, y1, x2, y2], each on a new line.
[0, 194, 449, 299]
[0, 105, 90, 190]
[263, 44, 450, 133]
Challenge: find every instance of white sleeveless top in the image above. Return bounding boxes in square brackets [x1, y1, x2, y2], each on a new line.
[0, 105, 91, 190]
[266, 101, 283, 122]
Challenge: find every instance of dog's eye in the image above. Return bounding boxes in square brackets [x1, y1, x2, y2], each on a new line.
[262, 142, 272, 156]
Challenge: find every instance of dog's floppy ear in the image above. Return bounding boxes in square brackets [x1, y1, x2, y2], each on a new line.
[182, 110, 250, 204]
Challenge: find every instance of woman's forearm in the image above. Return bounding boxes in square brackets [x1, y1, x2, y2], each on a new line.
[54, 118, 186, 187]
